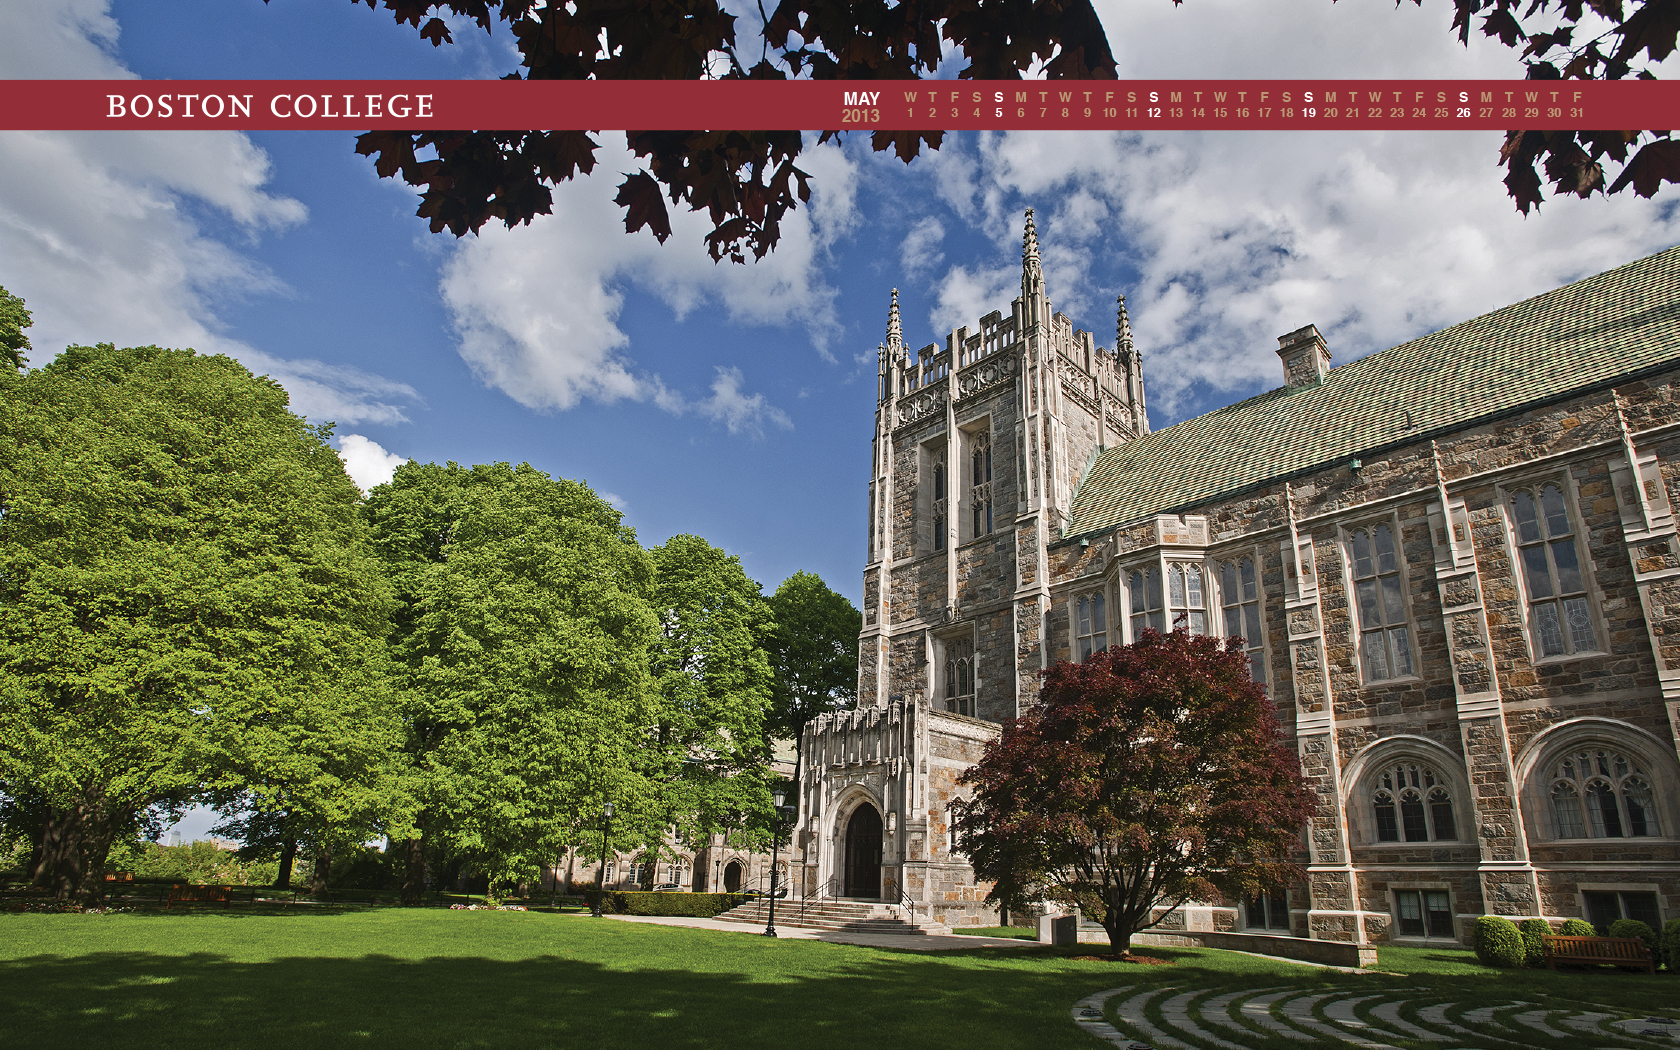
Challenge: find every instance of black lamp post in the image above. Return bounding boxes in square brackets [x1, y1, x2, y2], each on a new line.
[763, 783, 795, 938]
[591, 800, 614, 918]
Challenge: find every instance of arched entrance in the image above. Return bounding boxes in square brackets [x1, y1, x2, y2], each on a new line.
[843, 804, 883, 899]
[723, 860, 742, 892]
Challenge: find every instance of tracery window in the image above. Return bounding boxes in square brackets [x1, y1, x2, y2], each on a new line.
[1128, 567, 1165, 638]
[1076, 593, 1108, 661]
[1167, 563, 1207, 634]
[1549, 749, 1660, 838]
[1220, 557, 1265, 683]
[931, 449, 947, 552]
[970, 430, 993, 537]
[1349, 524, 1413, 680]
[1511, 483, 1595, 656]
[944, 637, 975, 717]
[1372, 764, 1457, 842]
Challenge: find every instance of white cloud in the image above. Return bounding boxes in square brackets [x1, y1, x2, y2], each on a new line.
[335, 434, 408, 492]
[439, 134, 854, 424]
[692, 365, 793, 437]
[0, 1, 420, 426]
[901, 215, 946, 277]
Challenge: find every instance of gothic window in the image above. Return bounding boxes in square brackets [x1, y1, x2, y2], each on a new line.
[1394, 889, 1455, 938]
[1349, 523, 1413, 681]
[944, 637, 975, 717]
[1076, 592, 1108, 660]
[970, 429, 993, 538]
[1167, 563, 1207, 634]
[1549, 749, 1661, 838]
[1510, 483, 1596, 657]
[1372, 764, 1457, 842]
[1220, 556, 1265, 683]
[1244, 889, 1290, 931]
[931, 447, 947, 552]
[1129, 567, 1165, 639]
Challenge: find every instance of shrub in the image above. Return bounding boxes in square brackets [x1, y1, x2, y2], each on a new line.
[1518, 917, 1552, 967]
[1559, 918, 1597, 937]
[1661, 918, 1680, 972]
[1608, 918, 1656, 953]
[1473, 915, 1526, 968]
[614, 891, 749, 918]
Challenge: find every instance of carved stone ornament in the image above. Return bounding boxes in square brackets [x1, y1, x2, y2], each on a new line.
[898, 390, 944, 427]
[956, 353, 1018, 400]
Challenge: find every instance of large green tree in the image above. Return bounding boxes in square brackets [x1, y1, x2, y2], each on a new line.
[0, 287, 28, 371]
[0, 342, 400, 902]
[763, 571, 859, 785]
[366, 461, 662, 901]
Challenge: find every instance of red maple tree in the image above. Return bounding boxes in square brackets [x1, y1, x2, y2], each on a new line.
[955, 629, 1313, 956]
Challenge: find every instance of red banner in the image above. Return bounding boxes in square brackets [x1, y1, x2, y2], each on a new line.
[0, 79, 1672, 131]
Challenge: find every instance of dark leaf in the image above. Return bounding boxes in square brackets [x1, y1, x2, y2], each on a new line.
[1607, 138, 1680, 195]
[615, 171, 673, 243]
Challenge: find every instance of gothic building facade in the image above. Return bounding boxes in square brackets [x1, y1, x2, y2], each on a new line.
[792, 211, 1680, 947]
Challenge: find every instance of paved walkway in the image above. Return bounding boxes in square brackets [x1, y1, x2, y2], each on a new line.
[1070, 982, 1680, 1049]
[564, 910, 1039, 951]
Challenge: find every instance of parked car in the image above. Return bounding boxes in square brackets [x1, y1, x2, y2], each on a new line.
[650, 883, 685, 892]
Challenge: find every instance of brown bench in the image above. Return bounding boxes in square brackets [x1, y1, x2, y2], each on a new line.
[1543, 934, 1655, 974]
[165, 884, 236, 908]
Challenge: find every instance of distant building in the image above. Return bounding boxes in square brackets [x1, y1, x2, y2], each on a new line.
[793, 212, 1679, 945]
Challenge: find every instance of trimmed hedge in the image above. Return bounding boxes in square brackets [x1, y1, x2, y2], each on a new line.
[1559, 918, 1596, 937]
[1661, 918, 1680, 972]
[1608, 918, 1657, 953]
[1473, 915, 1526, 968]
[1518, 917, 1552, 967]
[580, 891, 749, 917]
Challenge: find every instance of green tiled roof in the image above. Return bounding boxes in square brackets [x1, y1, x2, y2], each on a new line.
[1065, 245, 1680, 537]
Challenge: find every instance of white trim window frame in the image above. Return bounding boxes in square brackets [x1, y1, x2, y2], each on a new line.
[1166, 561, 1209, 635]
[967, 424, 994, 540]
[1501, 475, 1601, 661]
[1126, 563, 1166, 642]
[1371, 762, 1459, 843]
[1547, 746, 1662, 839]
[1075, 587, 1109, 661]
[1343, 516, 1417, 683]
[1218, 551, 1267, 685]
[1390, 886, 1456, 940]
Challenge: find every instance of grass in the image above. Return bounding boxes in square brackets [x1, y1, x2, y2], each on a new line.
[3, 909, 1671, 1050]
[951, 925, 1040, 939]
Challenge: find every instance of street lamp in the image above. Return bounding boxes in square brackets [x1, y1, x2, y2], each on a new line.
[763, 783, 796, 938]
[591, 800, 614, 918]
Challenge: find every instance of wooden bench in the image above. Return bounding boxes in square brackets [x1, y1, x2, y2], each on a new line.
[1543, 934, 1655, 973]
[165, 884, 237, 908]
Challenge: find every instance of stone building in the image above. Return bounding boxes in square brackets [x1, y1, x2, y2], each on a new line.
[793, 210, 1680, 946]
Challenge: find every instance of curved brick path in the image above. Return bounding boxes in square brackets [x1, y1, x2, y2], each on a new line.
[1071, 984, 1680, 1049]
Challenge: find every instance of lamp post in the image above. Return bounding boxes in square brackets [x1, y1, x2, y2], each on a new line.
[763, 783, 795, 938]
[591, 800, 614, 918]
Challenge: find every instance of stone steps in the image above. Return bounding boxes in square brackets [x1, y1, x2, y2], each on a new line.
[715, 897, 942, 935]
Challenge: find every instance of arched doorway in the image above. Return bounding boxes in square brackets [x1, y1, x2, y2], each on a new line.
[843, 804, 883, 899]
[723, 860, 742, 892]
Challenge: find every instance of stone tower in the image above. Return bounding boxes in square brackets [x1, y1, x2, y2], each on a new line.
[798, 210, 1146, 924]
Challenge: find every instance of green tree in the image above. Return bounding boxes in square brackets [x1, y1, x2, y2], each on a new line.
[0, 287, 28, 371]
[365, 461, 661, 902]
[954, 629, 1314, 956]
[639, 536, 779, 860]
[763, 571, 859, 785]
[0, 343, 399, 902]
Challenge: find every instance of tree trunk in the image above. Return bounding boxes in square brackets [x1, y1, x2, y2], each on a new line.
[31, 794, 128, 905]
[275, 837, 297, 889]
[1101, 915, 1137, 957]
[399, 836, 427, 905]
[306, 844, 332, 896]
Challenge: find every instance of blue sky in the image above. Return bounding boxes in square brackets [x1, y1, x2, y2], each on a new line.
[5, 1, 1679, 840]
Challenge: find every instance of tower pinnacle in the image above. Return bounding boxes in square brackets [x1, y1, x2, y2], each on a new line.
[1116, 294, 1135, 359]
[886, 287, 903, 351]
[1021, 208, 1043, 297]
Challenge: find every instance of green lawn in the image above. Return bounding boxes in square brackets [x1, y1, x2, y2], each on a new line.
[2, 909, 1671, 1049]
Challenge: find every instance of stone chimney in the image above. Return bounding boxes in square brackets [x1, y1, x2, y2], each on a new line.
[1277, 325, 1331, 388]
